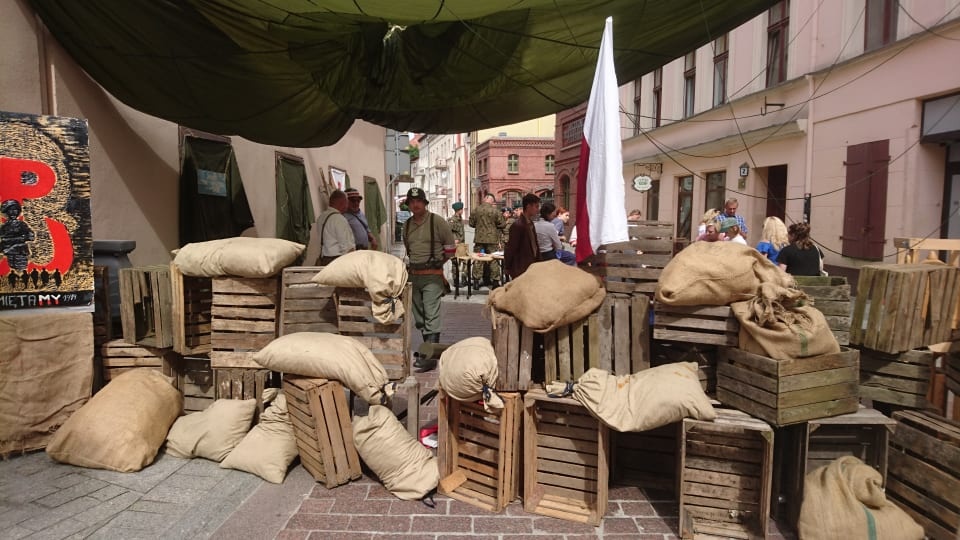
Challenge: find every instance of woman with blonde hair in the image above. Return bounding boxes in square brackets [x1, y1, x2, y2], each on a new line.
[697, 208, 721, 237]
[756, 216, 789, 263]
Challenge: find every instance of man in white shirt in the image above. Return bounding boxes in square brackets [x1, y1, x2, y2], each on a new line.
[305, 190, 356, 265]
[344, 187, 378, 250]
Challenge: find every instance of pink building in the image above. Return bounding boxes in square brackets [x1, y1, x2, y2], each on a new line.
[476, 137, 556, 208]
[614, 0, 960, 279]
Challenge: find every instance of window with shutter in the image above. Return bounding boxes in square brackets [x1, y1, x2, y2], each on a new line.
[842, 140, 889, 260]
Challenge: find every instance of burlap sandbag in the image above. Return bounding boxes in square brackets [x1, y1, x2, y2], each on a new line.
[1, 312, 93, 456]
[569, 364, 716, 432]
[312, 250, 407, 324]
[731, 282, 840, 360]
[173, 237, 305, 277]
[487, 260, 604, 332]
[253, 332, 394, 405]
[353, 405, 439, 500]
[798, 456, 923, 540]
[165, 398, 257, 461]
[46, 369, 181, 472]
[437, 337, 504, 411]
[655, 241, 792, 306]
[220, 393, 298, 483]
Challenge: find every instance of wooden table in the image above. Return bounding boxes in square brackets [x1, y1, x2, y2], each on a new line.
[452, 253, 504, 299]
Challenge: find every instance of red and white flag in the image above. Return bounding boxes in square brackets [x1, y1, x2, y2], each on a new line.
[575, 16, 628, 263]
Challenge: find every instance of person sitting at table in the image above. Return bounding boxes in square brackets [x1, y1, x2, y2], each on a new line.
[534, 202, 564, 262]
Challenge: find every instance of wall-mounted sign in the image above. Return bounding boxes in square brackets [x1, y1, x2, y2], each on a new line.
[632, 175, 653, 192]
[633, 162, 663, 180]
[1, 111, 93, 311]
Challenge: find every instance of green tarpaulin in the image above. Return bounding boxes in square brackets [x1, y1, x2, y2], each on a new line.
[30, 0, 778, 147]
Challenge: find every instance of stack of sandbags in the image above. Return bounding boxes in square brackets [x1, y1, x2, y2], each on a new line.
[172, 237, 305, 278]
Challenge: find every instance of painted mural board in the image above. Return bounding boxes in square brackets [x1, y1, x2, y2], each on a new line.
[0, 111, 93, 310]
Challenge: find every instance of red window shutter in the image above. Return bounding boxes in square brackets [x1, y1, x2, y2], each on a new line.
[842, 140, 889, 260]
[842, 143, 869, 258]
[864, 140, 889, 260]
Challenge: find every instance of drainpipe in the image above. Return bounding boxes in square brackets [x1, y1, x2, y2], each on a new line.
[804, 72, 815, 222]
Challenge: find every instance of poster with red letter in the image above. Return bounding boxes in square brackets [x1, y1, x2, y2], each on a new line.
[0, 111, 93, 310]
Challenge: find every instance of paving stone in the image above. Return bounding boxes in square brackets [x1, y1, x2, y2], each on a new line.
[37, 478, 108, 508]
[286, 513, 351, 531]
[0, 503, 42, 529]
[85, 523, 171, 540]
[128, 500, 191, 516]
[371, 534, 435, 540]
[347, 515, 411, 533]
[305, 533, 372, 540]
[107, 509, 177, 531]
[21, 517, 88, 540]
[637, 516, 677, 534]
[276, 531, 310, 540]
[88, 484, 129, 502]
[447, 499, 498, 515]
[619, 500, 657, 517]
[298, 498, 335, 513]
[310, 484, 369, 500]
[50, 474, 87, 489]
[0, 480, 59, 504]
[388, 499, 447, 515]
[651, 500, 679, 517]
[177, 458, 231, 478]
[19, 496, 100, 531]
[531, 516, 598, 535]
[330, 499, 392, 515]
[163, 472, 223, 491]
[431, 536, 497, 540]
[141, 484, 208, 505]
[410, 515, 471, 533]
[603, 517, 641, 534]
[73, 491, 141, 525]
[0, 525, 33, 540]
[170, 472, 261, 539]
[473, 516, 533, 533]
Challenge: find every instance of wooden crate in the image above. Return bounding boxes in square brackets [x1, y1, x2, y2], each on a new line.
[895, 237, 960, 339]
[93, 265, 112, 347]
[213, 367, 278, 418]
[169, 262, 213, 355]
[651, 340, 717, 395]
[859, 347, 935, 408]
[793, 275, 851, 346]
[523, 389, 609, 526]
[210, 276, 280, 369]
[119, 265, 174, 348]
[491, 310, 538, 391]
[590, 223, 674, 295]
[611, 422, 678, 493]
[283, 375, 362, 489]
[886, 410, 960, 540]
[776, 406, 896, 527]
[653, 303, 739, 347]
[680, 408, 774, 540]
[492, 294, 650, 390]
[335, 285, 412, 382]
[278, 266, 338, 336]
[948, 354, 960, 420]
[100, 339, 177, 385]
[438, 391, 522, 513]
[171, 355, 215, 413]
[717, 346, 860, 427]
[851, 263, 960, 354]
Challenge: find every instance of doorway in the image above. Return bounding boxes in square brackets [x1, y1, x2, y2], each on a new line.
[766, 165, 787, 220]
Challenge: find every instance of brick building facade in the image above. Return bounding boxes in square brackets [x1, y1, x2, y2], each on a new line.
[475, 137, 556, 209]
[553, 103, 587, 220]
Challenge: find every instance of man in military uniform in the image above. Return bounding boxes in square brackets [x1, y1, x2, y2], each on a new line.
[501, 206, 515, 246]
[468, 193, 505, 288]
[403, 187, 456, 353]
[448, 201, 465, 243]
[447, 201, 468, 286]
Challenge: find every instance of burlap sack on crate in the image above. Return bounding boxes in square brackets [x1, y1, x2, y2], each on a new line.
[568, 364, 716, 432]
[353, 405, 439, 500]
[655, 241, 792, 306]
[220, 390, 298, 483]
[46, 369, 181, 472]
[798, 456, 923, 540]
[1, 312, 93, 456]
[731, 282, 840, 360]
[487, 259, 604, 333]
[438, 337, 504, 411]
[165, 397, 258, 461]
[173, 237, 304, 277]
[312, 250, 407, 324]
[253, 332, 394, 405]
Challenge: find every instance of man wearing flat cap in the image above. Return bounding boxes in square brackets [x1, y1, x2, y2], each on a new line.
[403, 187, 456, 353]
[344, 187, 378, 250]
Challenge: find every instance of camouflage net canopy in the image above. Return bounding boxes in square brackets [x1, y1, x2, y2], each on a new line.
[31, 0, 778, 147]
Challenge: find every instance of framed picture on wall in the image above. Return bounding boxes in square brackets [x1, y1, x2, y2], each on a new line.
[0, 111, 93, 310]
[329, 166, 347, 190]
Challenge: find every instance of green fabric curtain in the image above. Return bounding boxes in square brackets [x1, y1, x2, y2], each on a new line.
[29, 0, 778, 147]
[276, 156, 314, 246]
[179, 137, 254, 246]
[363, 176, 387, 236]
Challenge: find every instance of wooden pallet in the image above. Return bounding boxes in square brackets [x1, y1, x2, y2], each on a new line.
[438, 391, 521, 513]
[171, 355, 215, 413]
[948, 354, 960, 420]
[278, 266, 338, 336]
[680, 408, 773, 540]
[210, 276, 280, 369]
[886, 410, 960, 540]
[611, 423, 678, 494]
[523, 389, 609, 526]
[653, 303, 738, 347]
[775, 406, 896, 527]
[717, 346, 860, 427]
[793, 276, 851, 346]
[651, 340, 717, 395]
[283, 375, 362, 489]
[894, 237, 960, 339]
[589, 222, 674, 295]
[213, 367, 277, 419]
[92, 265, 111, 393]
[851, 263, 960, 354]
[335, 285, 412, 382]
[859, 347, 935, 408]
[169, 263, 213, 355]
[100, 339, 177, 385]
[119, 265, 174, 348]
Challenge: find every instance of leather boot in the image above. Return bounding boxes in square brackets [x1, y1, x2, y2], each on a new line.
[428, 333, 440, 343]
